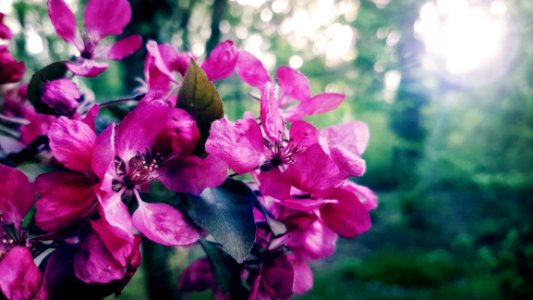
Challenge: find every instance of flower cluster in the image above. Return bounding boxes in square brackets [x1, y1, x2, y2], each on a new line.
[0, 0, 376, 299]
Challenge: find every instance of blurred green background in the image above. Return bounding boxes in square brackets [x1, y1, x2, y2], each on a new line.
[2, 0, 533, 299]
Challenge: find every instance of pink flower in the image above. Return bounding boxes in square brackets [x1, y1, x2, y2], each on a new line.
[236, 51, 345, 121]
[0, 45, 25, 84]
[0, 13, 13, 40]
[41, 78, 81, 115]
[0, 165, 44, 300]
[97, 101, 226, 249]
[141, 40, 238, 93]
[48, 0, 142, 77]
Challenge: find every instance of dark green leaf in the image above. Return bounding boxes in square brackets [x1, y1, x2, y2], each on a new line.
[27, 61, 69, 115]
[177, 59, 224, 154]
[184, 179, 256, 263]
[199, 240, 238, 292]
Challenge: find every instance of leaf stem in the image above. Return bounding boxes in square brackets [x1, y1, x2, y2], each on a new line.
[99, 93, 145, 108]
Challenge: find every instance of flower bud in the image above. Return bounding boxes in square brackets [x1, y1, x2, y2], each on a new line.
[42, 78, 81, 115]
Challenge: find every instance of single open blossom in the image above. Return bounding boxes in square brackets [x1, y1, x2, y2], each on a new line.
[0, 165, 45, 300]
[0, 45, 25, 84]
[41, 78, 81, 115]
[141, 39, 238, 94]
[236, 50, 345, 121]
[0, 13, 13, 40]
[48, 0, 142, 77]
[97, 101, 226, 254]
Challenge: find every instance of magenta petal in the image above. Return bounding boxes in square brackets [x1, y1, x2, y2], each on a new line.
[201, 40, 238, 81]
[235, 50, 270, 89]
[42, 78, 80, 115]
[66, 59, 108, 77]
[0, 165, 34, 228]
[35, 171, 96, 232]
[256, 169, 291, 200]
[319, 185, 372, 238]
[179, 258, 217, 292]
[0, 46, 26, 84]
[107, 34, 142, 60]
[261, 253, 294, 299]
[291, 220, 337, 260]
[84, 0, 132, 40]
[260, 82, 284, 141]
[157, 155, 227, 195]
[144, 41, 177, 91]
[0, 13, 13, 40]
[323, 121, 370, 155]
[330, 146, 366, 177]
[272, 197, 337, 211]
[116, 102, 170, 162]
[49, 117, 96, 172]
[276, 66, 311, 102]
[132, 199, 200, 246]
[0, 247, 42, 300]
[291, 257, 313, 294]
[284, 92, 345, 121]
[344, 181, 378, 211]
[74, 229, 124, 283]
[94, 192, 134, 266]
[288, 120, 319, 148]
[80, 104, 100, 130]
[92, 124, 115, 180]
[283, 144, 341, 194]
[48, 0, 77, 45]
[205, 117, 265, 174]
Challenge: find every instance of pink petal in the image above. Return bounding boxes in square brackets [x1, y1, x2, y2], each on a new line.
[319, 185, 372, 238]
[235, 50, 270, 89]
[0, 13, 13, 40]
[115, 102, 170, 162]
[35, 171, 96, 232]
[201, 40, 238, 81]
[256, 169, 291, 200]
[260, 82, 284, 141]
[156, 155, 227, 195]
[132, 197, 200, 246]
[74, 229, 124, 283]
[276, 66, 311, 102]
[179, 258, 217, 292]
[48, 0, 77, 45]
[0, 247, 42, 300]
[84, 0, 132, 40]
[49, 117, 96, 172]
[42, 78, 81, 115]
[92, 124, 115, 180]
[144, 41, 177, 91]
[322, 121, 370, 155]
[94, 192, 134, 266]
[66, 59, 108, 77]
[261, 253, 294, 299]
[284, 92, 345, 121]
[329, 146, 366, 177]
[344, 181, 378, 211]
[283, 144, 341, 194]
[288, 120, 319, 148]
[290, 220, 337, 260]
[0, 46, 26, 84]
[205, 117, 265, 174]
[106, 34, 142, 60]
[79, 104, 100, 130]
[272, 197, 337, 211]
[0, 165, 34, 228]
[159, 43, 194, 76]
[291, 257, 313, 294]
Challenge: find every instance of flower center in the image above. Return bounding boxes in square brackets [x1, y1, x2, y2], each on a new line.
[0, 211, 26, 258]
[113, 150, 165, 193]
[261, 139, 303, 172]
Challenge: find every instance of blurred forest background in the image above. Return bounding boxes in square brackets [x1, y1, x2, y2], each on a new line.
[2, 0, 533, 299]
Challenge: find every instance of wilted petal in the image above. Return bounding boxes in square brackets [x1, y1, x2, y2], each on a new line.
[49, 117, 96, 172]
[284, 93, 345, 121]
[132, 198, 200, 246]
[106, 34, 142, 60]
[0, 247, 42, 300]
[276, 66, 311, 103]
[235, 50, 270, 89]
[92, 125, 115, 180]
[42, 78, 80, 115]
[260, 82, 284, 141]
[48, 0, 77, 45]
[35, 171, 96, 232]
[66, 59, 108, 77]
[201, 40, 238, 81]
[0, 165, 34, 228]
[157, 155, 227, 195]
[319, 185, 372, 238]
[205, 117, 265, 174]
[84, 0, 132, 40]
[74, 229, 124, 283]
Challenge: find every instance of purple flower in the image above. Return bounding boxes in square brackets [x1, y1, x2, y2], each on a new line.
[48, 0, 142, 77]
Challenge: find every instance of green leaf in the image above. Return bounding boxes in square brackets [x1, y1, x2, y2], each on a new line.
[200, 240, 238, 292]
[27, 61, 69, 115]
[177, 59, 224, 154]
[184, 179, 256, 263]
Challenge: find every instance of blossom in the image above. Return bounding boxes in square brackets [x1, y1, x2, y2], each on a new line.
[0, 164, 44, 300]
[0, 45, 25, 84]
[236, 50, 345, 121]
[41, 78, 81, 115]
[48, 0, 142, 77]
[97, 101, 226, 252]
